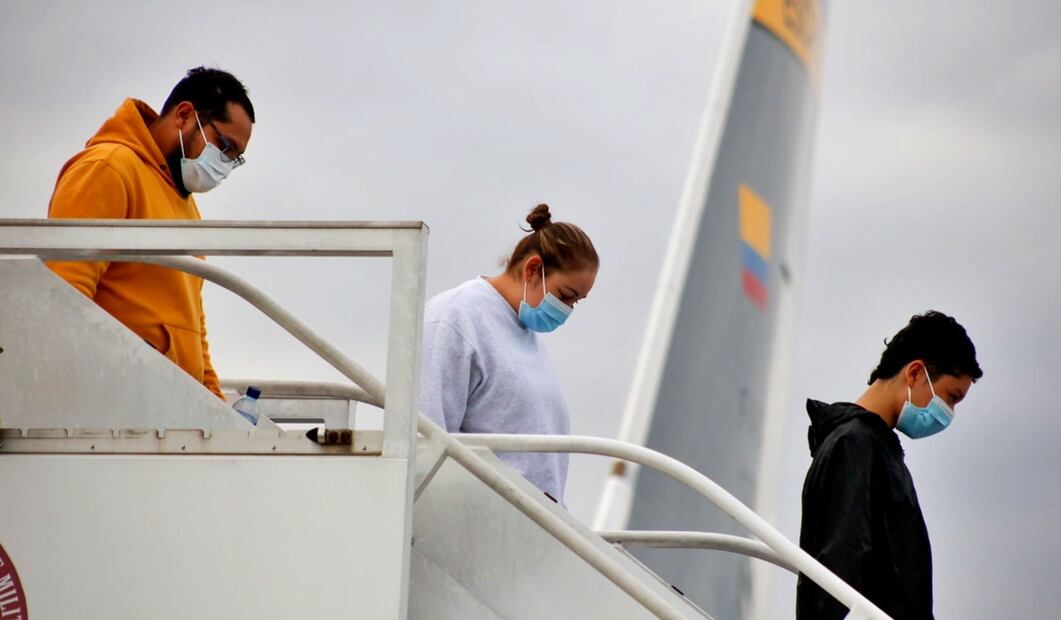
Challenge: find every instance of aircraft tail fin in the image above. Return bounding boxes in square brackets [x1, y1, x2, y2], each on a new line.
[595, 0, 826, 616]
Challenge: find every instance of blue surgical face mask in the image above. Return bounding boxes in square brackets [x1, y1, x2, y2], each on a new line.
[895, 368, 954, 439]
[179, 111, 239, 193]
[518, 263, 572, 333]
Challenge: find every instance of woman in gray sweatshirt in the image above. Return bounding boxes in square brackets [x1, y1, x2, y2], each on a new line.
[418, 204, 599, 504]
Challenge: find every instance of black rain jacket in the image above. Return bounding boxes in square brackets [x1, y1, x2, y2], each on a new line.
[796, 400, 933, 619]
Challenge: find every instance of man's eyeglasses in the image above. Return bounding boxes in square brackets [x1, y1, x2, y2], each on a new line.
[207, 120, 246, 168]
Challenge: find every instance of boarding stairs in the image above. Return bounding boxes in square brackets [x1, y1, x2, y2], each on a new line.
[0, 220, 890, 619]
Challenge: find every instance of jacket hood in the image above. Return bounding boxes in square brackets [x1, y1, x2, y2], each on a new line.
[86, 98, 174, 189]
[805, 399, 892, 457]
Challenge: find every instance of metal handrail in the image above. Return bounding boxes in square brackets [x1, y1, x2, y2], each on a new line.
[0, 219, 427, 459]
[2, 224, 878, 618]
[121, 258, 688, 617]
[597, 530, 797, 574]
[9, 239, 687, 616]
[219, 378, 376, 406]
[457, 433, 893, 620]
[112, 255, 386, 405]
[34, 245, 686, 615]
[114, 258, 689, 616]
[415, 417, 691, 619]
[24, 255, 863, 617]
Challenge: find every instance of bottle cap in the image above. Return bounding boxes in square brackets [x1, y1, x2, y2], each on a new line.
[246, 386, 262, 399]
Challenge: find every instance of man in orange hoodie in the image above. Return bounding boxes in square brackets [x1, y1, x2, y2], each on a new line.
[47, 67, 255, 399]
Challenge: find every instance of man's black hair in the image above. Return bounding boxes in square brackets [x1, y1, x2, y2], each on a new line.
[868, 310, 983, 384]
[160, 66, 255, 123]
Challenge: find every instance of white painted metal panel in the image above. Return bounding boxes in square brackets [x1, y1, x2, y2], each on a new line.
[0, 258, 240, 430]
[0, 454, 412, 619]
[408, 552, 505, 619]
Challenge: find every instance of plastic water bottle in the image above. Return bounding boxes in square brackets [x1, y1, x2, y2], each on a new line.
[232, 386, 263, 426]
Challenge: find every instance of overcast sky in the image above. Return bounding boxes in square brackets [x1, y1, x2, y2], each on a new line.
[3, 1, 1059, 617]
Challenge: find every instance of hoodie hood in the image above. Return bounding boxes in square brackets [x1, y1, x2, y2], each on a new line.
[85, 98, 175, 190]
[805, 399, 896, 457]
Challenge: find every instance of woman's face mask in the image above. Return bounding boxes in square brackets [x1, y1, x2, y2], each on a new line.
[518, 264, 573, 333]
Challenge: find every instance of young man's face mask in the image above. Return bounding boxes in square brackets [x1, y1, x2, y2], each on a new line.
[179, 110, 241, 193]
[895, 368, 954, 439]
[518, 263, 572, 333]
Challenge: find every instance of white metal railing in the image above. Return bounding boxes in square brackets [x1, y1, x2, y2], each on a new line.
[415, 417, 694, 619]
[0, 219, 425, 457]
[219, 379, 377, 406]
[2, 220, 887, 619]
[456, 433, 894, 620]
[596, 530, 797, 574]
[144, 255, 385, 402]
[0, 220, 690, 619]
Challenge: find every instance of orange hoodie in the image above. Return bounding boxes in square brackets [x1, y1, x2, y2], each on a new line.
[47, 98, 223, 399]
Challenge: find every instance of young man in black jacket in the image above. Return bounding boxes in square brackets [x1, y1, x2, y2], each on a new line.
[797, 311, 982, 619]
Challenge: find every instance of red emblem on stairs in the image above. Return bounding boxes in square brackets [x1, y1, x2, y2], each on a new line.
[0, 543, 28, 619]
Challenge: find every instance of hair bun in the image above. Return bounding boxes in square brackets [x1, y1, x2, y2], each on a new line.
[526, 203, 553, 232]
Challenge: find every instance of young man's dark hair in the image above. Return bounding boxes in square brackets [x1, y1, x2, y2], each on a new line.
[797, 310, 981, 619]
[868, 310, 983, 384]
[160, 66, 255, 123]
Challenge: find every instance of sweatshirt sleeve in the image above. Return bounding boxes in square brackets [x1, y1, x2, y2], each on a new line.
[797, 431, 877, 619]
[45, 159, 130, 298]
[418, 320, 478, 432]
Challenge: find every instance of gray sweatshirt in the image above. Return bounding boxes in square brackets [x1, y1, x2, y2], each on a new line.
[419, 277, 570, 503]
